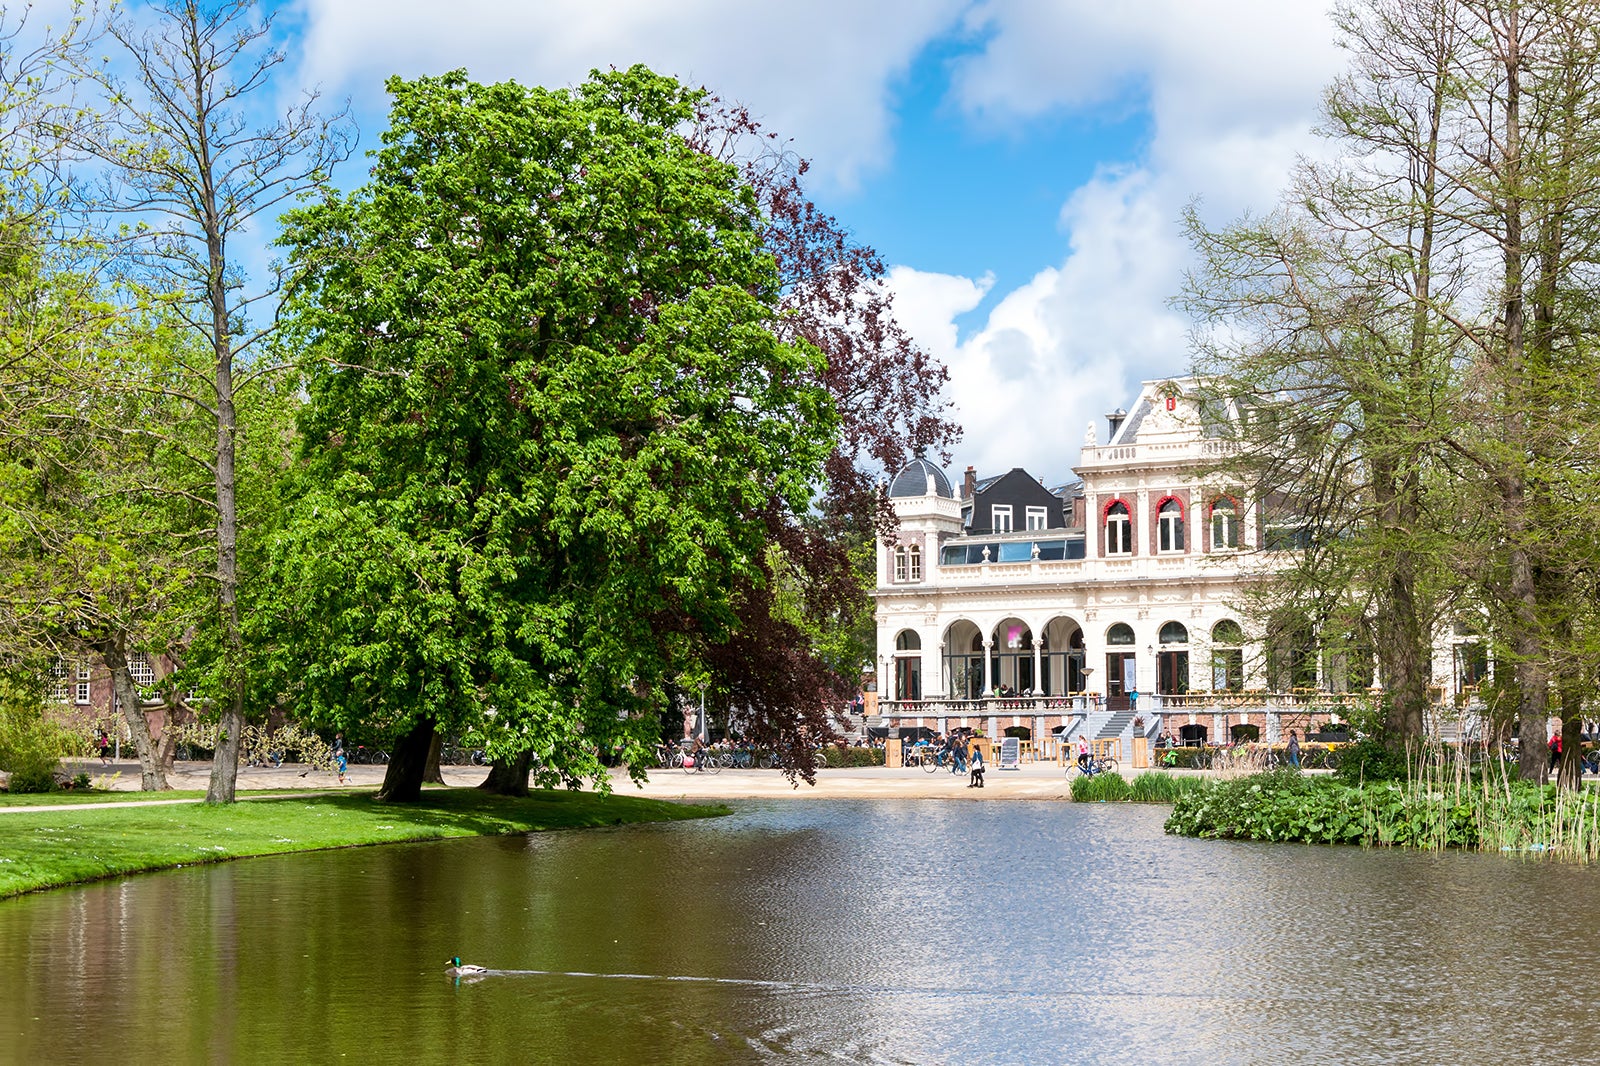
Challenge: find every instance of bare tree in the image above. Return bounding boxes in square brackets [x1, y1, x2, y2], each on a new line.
[70, 0, 352, 801]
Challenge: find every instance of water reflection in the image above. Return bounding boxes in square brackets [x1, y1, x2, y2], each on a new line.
[5, 801, 1600, 1063]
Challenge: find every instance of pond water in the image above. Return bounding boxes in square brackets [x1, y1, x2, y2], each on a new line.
[5, 800, 1600, 1064]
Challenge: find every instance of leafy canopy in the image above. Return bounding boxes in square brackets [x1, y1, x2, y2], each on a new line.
[263, 67, 838, 784]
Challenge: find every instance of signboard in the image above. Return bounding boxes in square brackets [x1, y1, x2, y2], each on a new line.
[999, 736, 1020, 770]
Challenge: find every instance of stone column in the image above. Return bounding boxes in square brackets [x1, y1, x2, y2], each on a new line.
[1032, 638, 1044, 696]
[982, 639, 994, 696]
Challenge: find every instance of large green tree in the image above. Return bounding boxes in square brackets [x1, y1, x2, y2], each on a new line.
[265, 67, 838, 801]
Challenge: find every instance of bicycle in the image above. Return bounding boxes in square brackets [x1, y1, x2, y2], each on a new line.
[1069, 752, 1118, 777]
[681, 746, 724, 774]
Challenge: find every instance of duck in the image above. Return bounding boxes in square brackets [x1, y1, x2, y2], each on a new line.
[445, 956, 488, 977]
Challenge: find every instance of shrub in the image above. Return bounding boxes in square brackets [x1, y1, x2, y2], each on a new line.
[0, 678, 81, 794]
[1333, 737, 1410, 784]
[1071, 771, 1132, 801]
[822, 746, 885, 768]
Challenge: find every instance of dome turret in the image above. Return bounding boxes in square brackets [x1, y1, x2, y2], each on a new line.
[888, 457, 953, 499]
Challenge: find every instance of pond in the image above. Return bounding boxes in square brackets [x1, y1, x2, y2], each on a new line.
[5, 800, 1600, 1064]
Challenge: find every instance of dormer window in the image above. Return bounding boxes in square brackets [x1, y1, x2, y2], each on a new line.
[991, 505, 1013, 533]
[1025, 506, 1048, 531]
[1105, 501, 1132, 555]
[1158, 497, 1185, 553]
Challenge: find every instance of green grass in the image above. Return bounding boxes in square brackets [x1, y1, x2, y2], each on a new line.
[0, 789, 726, 898]
[0, 789, 210, 806]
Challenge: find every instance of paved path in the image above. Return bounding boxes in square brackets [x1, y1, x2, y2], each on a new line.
[12, 755, 1137, 811]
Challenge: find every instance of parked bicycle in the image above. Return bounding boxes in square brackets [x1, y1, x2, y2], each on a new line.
[1070, 751, 1118, 777]
[681, 744, 727, 774]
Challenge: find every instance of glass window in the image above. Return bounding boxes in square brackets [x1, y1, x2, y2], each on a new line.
[991, 505, 1013, 532]
[1065, 537, 1086, 560]
[1158, 498, 1185, 552]
[968, 543, 999, 564]
[893, 546, 907, 581]
[907, 545, 922, 581]
[76, 662, 91, 704]
[1034, 540, 1066, 561]
[997, 541, 1032, 563]
[1159, 621, 1189, 645]
[1025, 506, 1048, 530]
[48, 659, 69, 702]
[1105, 502, 1131, 555]
[941, 545, 965, 566]
[1107, 623, 1135, 645]
[895, 630, 921, 651]
[1210, 498, 1239, 549]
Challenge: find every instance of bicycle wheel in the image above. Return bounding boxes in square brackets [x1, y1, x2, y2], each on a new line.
[813, 751, 827, 769]
[703, 753, 723, 775]
[682, 754, 698, 774]
[1322, 749, 1341, 771]
[1100, 757, 1118, 775]
[669, 751, 686, 769]
[759, 752, 778, 769]
[922, 753, 939, 773]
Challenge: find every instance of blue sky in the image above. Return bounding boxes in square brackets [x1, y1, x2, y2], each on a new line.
[251, 1, 1349, 479]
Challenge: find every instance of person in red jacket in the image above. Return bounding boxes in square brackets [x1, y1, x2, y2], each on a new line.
[1549, 730, 1562, 772]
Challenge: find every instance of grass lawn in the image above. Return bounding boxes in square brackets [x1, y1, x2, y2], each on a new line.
[0, 788, 725, 898]
[0, 789, 211, 807]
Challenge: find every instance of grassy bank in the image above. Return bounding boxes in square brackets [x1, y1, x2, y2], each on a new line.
[1165, 769, 1600, 860]
[0, 788, 725, 898]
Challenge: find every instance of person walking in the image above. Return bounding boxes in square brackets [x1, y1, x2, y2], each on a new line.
[333, 732, 347, 785]
[967, 740, 985, 788]
[96, 729, 112, 765]
[1286, 729, 1301, 770]
[1549, 730, 1562, 773]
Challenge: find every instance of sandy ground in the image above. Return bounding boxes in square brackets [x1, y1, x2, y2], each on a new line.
[59, 756, 1106, 802]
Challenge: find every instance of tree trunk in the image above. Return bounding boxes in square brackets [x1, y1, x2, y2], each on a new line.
[376, 719, 435, 803]
[100, 637, 168, 791]
[422, 730, 445, 785]
[478, 748, 534, 797]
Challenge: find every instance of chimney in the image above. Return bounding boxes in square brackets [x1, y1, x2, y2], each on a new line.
[1106, 408, 1128, 440]
[962, 465, 977, 500]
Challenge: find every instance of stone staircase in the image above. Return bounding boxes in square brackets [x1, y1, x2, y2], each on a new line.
[1096, 709, 1137, 740]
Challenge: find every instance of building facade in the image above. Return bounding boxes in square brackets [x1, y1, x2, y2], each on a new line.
[871, 378, 1483, 750]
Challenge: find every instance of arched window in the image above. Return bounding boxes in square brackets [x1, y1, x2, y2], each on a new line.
[1210, 619, 1244, 691]
[1210, 497, 1239, 549]
[1159, 621, 1188, 645]
[1105, 501, 1132, 555]
[894, 544, 924, 582]
[1158, 497, 1185, 552]
[1107, 623, 1135, 645]
[892, 630, 922, 700]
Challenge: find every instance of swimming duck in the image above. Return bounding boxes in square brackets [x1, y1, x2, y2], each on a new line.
[445, 956, 488, 977]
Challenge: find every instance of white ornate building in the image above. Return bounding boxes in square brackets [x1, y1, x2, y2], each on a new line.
[871, 378, 1485, 751]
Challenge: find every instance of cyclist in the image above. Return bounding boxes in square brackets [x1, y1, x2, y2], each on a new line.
[1076, 733, 1092, 775]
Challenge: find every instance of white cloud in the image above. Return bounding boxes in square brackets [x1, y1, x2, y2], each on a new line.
[290, 0, 967, 190]
[883, 0, 1345, 483]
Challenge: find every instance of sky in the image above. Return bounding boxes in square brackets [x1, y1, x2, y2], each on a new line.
[265, 2, 1346, 484]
